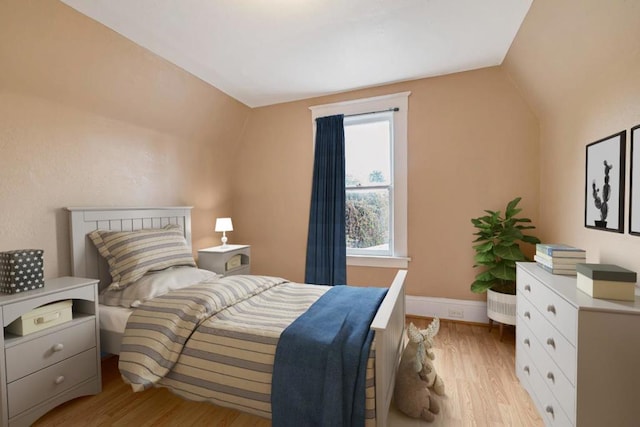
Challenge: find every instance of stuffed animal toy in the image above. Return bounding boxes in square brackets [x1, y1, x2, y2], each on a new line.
[416, 319, 445, 396]
[393, 319, 442, 421]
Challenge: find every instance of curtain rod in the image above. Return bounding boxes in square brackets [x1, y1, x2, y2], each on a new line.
[345, 107, 399, 118]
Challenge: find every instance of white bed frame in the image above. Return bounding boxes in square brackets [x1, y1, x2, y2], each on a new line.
[67, 206, 406, 427]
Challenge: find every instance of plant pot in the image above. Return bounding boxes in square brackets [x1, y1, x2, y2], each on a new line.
[487, 289, 516, 326]
[595, 220, 607, 228]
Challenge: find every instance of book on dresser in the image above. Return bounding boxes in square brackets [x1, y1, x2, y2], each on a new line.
[533, 258, 579, 275]
[533, 251, 584, 265]
[536, 243, 586, 258]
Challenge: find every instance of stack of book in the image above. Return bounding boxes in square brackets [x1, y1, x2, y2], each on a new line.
[576, 263, 637, 301]
[534, 243, 586, 275]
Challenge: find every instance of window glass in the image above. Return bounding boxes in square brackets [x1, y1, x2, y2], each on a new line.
[345, 114, 393, 256]
[345, 119, 391, 186]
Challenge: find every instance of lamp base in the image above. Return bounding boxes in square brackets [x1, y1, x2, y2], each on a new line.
[221, 233, 228, 247]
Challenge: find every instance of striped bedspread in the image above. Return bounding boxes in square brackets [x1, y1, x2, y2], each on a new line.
[118, 275, 377, 425]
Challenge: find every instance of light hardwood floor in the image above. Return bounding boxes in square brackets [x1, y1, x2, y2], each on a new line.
[34, 318, 542, 427]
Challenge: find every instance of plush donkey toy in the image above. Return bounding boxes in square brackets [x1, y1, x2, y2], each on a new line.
[393, 318, 444, 422]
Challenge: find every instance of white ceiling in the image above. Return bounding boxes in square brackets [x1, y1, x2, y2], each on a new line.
[60, 0, 532, 108]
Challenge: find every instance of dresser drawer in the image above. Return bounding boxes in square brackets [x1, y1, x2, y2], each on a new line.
[518, 296, 576, 385]
[518, 317, 575, 421]
[527, 358, 574, 427]
[5, 317, 96, 382]
[7, 347, 97, 418]
[515, 345, 538, 405]
[518, 269, 577, 343]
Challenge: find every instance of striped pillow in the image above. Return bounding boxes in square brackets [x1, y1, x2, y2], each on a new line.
[89, 225, 196, 290]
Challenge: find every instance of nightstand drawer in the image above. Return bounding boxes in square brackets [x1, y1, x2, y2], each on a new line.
[225, 265, 250, 276]
[8, 347, 97, 418]
[5, 317, 96, 382]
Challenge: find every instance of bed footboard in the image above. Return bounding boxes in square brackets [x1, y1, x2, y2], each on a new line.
[370, 270, 407, 427]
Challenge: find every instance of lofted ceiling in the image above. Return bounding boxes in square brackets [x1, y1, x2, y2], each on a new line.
[60, 0, 533, 108]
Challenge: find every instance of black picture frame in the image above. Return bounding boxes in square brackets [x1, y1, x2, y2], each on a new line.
[629, 125, 640, 235]
[584, 131, 626, 232]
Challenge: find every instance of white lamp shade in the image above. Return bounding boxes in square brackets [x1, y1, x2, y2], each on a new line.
[215, 217, 233, 232]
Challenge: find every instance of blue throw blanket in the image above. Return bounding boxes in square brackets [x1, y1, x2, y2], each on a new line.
[271, 285, 387, 427]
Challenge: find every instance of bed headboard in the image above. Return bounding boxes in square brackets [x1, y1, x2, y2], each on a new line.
[67, 206, 193, 292]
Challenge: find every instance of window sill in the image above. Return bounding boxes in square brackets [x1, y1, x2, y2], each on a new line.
[347, 255, 411, 268]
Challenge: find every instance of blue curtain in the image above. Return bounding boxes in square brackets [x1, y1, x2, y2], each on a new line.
[305, 114, 346, 286]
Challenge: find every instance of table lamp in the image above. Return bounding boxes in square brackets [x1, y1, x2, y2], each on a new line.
[215, 217, 233, 247]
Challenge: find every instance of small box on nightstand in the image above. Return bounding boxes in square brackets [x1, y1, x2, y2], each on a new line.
[198, 245, 251, 276]
[0, 249, 44, 294]
[6, 299, 72, 336]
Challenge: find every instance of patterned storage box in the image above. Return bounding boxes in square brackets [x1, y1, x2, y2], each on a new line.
[0, 249, 44, 294]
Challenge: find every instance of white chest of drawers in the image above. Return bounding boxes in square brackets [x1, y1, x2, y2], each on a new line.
[516, 263, 640, 426]
[0, 277, 101, 427]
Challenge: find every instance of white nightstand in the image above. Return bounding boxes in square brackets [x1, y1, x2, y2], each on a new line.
[0, 276, 101, 427]
[198, 245, 251, 276]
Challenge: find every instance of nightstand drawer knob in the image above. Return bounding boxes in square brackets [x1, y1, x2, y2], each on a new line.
[524, 366, 530, 374]
[54, 375, 65, 385]
[524, 284, 531, 292]
[547, 305, 556, 314]
[524, 311, 531, 319]
[547, 372, 555, 383]
[524, 338, 530, 346]
[546, 338, 556, 349]
[52, 343, 64, 352]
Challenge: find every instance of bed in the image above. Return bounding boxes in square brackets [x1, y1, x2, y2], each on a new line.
[66, 206, 406, 427]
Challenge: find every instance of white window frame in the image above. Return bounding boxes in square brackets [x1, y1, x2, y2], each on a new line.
[309, 92, 410, 268]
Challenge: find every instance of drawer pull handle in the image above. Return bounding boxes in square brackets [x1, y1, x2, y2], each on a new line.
[546, 338, 556, 349]
[524, 366, 530, 374]
[524, 338, 530, 346]
[547, 305, 556, 315]
[524, 311, 531, 319]
[547, 372, 555, 383]
[34, 312, 60, 325]
[54, 376, 65, 385]
[52, 343, 64, 352]
[524, 285, 531, 292]
[545, 406, 554, 418]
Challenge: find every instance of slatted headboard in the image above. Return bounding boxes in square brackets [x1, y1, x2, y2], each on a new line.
[67, 207, 193, 292]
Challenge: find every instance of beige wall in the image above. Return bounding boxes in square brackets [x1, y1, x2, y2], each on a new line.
[504, 0, 640, 273]
[12, 0, 620, 304]
[0, 0, 251, 278]
[234, 67, 539, 299]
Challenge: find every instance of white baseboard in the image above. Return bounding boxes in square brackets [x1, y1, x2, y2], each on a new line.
[406, 295, 489, 324]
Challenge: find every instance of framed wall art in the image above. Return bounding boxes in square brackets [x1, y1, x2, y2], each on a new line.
[629, 125, 640, 235]
[584, 130, 626, 233]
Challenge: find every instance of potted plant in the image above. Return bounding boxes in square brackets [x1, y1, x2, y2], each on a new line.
[470, 197, 540, 327]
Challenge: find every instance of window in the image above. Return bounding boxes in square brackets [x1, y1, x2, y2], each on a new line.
[344, 112, 393, 256]
[310, 92, 410, 268]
